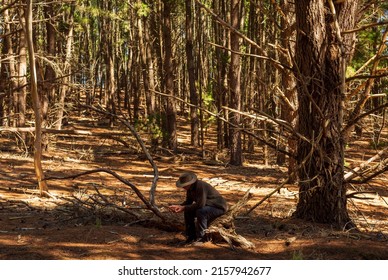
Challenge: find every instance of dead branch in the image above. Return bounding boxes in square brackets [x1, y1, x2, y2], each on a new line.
[152, 89, 295, 158]
[346, 191, 378, 200]
[207, 188, 255, 249]
[342, 102, 388, 134]
[247, 107, 313, 144]
[349, 164, 388, 184]
[91, 184, 142, 219]
[245, 180, 289, 215]
[346, 71, 388, 82]
[0, 126, 131, 137]
[344, 147, 387, 182]
[208, 42, 292, 71]
[342, 20, 388, 34]
[25, 0, 49, 196]
[56, 191, 141, 225]
[81, 104, 160, 207]
[345, 29, 388, 135]
[45, 168, 165, 221]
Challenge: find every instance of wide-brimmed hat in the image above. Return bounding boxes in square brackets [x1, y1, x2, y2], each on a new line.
[176, 172, 197, 188]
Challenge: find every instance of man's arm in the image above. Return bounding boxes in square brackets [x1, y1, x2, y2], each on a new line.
[180, 189, 193, 206]
[184, 183, 206, 211]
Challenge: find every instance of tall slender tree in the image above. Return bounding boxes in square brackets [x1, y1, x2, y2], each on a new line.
[186, 0, 199, 147]
[279, 0, 298, 181]
[161, 0, 177, 151]
[229, 0, 242, 166]
[137, 2, 158, 147]
[56, 4, 74, 130]
[25, 0, 49, 195]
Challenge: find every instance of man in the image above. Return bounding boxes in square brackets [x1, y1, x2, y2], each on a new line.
[169, 172, 228, 245]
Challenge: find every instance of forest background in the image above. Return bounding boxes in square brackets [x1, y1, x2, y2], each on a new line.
[0, 0, 387, 259]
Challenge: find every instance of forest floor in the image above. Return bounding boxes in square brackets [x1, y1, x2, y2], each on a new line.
[0, 114, 387, 260]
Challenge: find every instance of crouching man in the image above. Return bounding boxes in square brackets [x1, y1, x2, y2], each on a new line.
[169, 172, 228, 245]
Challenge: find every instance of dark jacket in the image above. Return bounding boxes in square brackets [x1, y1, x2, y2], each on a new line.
[181, 180, 228, 212]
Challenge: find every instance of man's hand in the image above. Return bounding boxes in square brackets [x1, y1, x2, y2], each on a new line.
[168, 205, 185, 213]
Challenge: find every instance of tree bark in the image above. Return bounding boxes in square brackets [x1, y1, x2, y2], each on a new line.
[294, 0, 358, 228]
[212, 0, 228, 150]
[185, 0, 199, 147]
[43, 4, 57, 103]
[161, 0, 177, 151]
[56, 4, 74, 130]
[280, 0, 298, 182]
[229, 0, 242, 166]
[0, 3, 16, 127]
[16, 5, 27, 132]
[25, 0, 49, 195]
[138, 9, 158, 148]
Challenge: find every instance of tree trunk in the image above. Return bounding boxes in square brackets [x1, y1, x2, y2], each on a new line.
[0, 4, 17, 127]
[294, 0, 358, 228]
[246, 0, 259, 154]
[280, 0, 298, 182]
[213, 0, 228, 150]
[56, 4, 74, 130]
[16, 6, 27, 132]
[185, 0, 199, 147]
[25, 0, 49, 195]
[138, 11, 158, 148]
[161, 0, 177, 151]
[43, 4, 57, 103]
[229, 0, 242, 166]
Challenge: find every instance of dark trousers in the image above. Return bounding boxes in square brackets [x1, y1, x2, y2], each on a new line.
[184, 206, 225, 240]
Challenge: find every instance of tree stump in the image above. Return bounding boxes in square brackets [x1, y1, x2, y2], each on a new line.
[207, 188, 255, 249]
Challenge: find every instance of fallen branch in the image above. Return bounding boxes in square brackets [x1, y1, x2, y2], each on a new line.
[91, 184, 142, 219]
[245, 180, 289, 215]
[0, 126, 131, 137]
[346, 191, 378, 200]
[349, 163, 388, 184]
[344, 147, 387, 181]
[81, 105, 160, 207]
[45, 168, 165, 221]
[207, 188, 255, 249]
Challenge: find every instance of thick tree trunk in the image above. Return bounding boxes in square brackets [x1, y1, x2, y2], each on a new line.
[294, 0, 358, 228]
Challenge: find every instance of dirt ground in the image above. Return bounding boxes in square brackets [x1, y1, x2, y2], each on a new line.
[1, 116, 387, 260]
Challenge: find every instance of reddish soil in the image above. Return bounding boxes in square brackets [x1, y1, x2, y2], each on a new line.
[1, 116, 387, 260]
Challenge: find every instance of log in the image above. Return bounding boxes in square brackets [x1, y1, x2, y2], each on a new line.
[207, 188, 255, 249]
